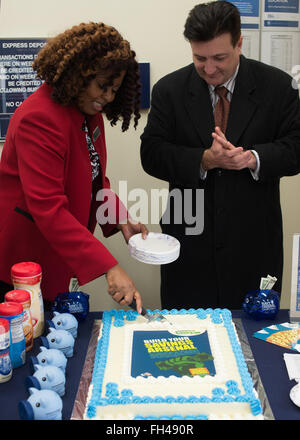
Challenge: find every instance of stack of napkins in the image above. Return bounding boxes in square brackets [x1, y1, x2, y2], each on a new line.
[284, 353, 300, 381]
[128, 232, 180, 265]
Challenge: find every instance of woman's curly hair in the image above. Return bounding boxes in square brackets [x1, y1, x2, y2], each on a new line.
[32, 22, 141, 131]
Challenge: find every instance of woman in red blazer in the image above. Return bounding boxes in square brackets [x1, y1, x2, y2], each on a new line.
[0, 22, 147, 312]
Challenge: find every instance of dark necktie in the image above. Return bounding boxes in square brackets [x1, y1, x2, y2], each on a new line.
[214, 86, 230, 133]
[82, 120, 100, 181]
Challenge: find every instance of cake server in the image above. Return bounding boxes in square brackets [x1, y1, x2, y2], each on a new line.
[129, 299, 173, 326]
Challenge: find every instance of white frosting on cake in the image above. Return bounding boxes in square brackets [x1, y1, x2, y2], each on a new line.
[84, 309, 263, 420]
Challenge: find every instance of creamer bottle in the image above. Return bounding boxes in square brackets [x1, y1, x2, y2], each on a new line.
[0, 302, 26, 368]
[0, 318, 12, 383]
[11, 262, 44, 338]
[5, 290, 34, 351]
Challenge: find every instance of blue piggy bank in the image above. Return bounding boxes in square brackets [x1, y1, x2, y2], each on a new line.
[40, 328, 75, 358]
[30, 347, 67, 374]
[19, 388, 62, 420]
[25, 364, 66, 396]
[52, 291, 89, 321]
[242, 289, 280, 320]
[47, 312, 78, 339]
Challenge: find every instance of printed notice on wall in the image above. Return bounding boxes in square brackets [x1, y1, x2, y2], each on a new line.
[261, 0, 300, 74]
[231, 0, 261, 29]
[242, 30, 261, 60]
[290, 234, 300, 322]
[261, 31, 300, 72]
[0, 39, 46, 140]
[263, 0, 300, 29]
[0, 39, 150, 140]
[229, 0, 261, 60]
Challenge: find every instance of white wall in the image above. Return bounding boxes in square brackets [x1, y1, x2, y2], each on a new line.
[0, 0, 299, 311]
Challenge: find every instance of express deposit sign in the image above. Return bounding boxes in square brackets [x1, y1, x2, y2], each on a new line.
[0, 39, 46, 140]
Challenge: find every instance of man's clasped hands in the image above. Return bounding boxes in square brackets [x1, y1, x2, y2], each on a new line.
[202, 126, 257, 172]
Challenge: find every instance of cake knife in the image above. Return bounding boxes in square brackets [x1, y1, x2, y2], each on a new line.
[129, 299, 173, 326]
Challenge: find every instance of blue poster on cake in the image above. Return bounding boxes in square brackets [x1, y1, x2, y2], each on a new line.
[131, 330, 216, 378]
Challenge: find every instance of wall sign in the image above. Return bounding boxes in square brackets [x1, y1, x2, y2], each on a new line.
[261, 0, 300, 73]
[263, 0, 300, 29]
[231, 0, 260, 29]
[0, 38, 150, 140]
[0, 39, 45, 140]
[290, 233, 300, 321]
[225, 0, 261, 62]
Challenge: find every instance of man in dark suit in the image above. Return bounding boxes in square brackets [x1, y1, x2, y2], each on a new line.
[140, 1, 300, 310]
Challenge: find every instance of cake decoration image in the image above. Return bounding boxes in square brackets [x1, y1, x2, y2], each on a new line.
[155, 353, 214, 378]
[131, 329, 216, 378]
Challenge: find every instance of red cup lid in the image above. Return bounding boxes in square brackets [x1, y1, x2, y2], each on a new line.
[11, 262, 42, 277]
[0, 301, 23, 316]
[5, 290, 31, 303]
[0, 318, 9, 333]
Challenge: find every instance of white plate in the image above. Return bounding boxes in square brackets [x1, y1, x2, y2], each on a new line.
[128, 232, 180, 265]
[290, 383, 300, 407]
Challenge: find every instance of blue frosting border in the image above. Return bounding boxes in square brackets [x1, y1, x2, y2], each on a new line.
[86, 308, 262, 419]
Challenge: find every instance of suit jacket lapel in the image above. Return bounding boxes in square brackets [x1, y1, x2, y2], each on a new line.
[184, 66, 215, 147]
[226, 56, 259, 145]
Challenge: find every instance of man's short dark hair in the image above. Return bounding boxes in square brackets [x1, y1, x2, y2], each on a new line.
[184, 1, 241, 46]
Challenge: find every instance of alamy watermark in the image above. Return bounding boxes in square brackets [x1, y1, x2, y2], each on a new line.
[96, 180, 204, 236]
[291, 65, 300, 90]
